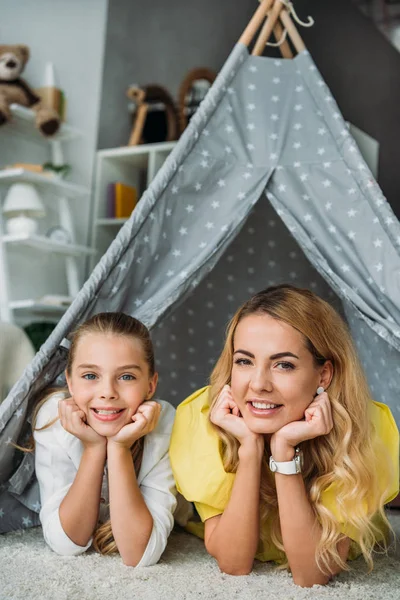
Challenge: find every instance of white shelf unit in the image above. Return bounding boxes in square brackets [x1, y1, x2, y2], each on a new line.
[0, 105, 92, 323]
[90, 141, 176, 268]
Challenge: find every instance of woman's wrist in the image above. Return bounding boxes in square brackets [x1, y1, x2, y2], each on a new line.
[238, 436, 264, 461]
[270, 434, 297, 462]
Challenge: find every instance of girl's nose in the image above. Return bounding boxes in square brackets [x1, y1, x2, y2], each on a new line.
[100, 379, 118, 400]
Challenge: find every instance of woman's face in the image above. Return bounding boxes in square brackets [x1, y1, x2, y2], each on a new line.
[230, 313, 330, 436]
[65, 332, 157, 437]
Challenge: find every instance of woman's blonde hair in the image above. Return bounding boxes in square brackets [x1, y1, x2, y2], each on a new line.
[209, 284, 393, 573]
[31, 312, 156, 556]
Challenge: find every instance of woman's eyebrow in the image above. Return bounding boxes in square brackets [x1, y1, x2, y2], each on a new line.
[233, 350, 299, 360]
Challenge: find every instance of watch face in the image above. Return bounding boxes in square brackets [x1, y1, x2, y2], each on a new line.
[46, 226, 71, 244]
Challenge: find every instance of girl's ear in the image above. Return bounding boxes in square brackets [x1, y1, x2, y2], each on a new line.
[319, 360, 333, 390]
[146, 372, 158, 400]
[65, 370, 73, 395]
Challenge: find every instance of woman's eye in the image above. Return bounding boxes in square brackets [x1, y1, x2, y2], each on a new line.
[120, 374, 135, 381]
[276, 362, 294, 371]
[83, 373, 97, 380]
[234, 358, 252, 366]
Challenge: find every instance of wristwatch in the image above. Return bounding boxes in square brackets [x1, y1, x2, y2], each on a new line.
[269, 446, 303, 475]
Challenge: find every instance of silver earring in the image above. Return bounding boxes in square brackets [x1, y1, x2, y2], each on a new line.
[316, 386, 325, 395]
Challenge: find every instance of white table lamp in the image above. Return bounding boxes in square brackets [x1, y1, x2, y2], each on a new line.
[2, 183, 46, 235]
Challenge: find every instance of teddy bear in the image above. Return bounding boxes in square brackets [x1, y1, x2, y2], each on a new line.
[0, 44, 60, 136]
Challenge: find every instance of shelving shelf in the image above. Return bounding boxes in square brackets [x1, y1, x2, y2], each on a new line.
[9, 299, 70, 314]
[0, 168, 89, 199]
[8, 104, 81, 142]
[3, 233, 95, 256]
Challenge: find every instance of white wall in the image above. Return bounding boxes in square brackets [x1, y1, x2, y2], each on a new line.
[0, 0, 108, 319]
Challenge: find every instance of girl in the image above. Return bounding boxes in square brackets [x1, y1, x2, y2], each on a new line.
[170, 285, 399, 587]
[34, 312, 177, 566]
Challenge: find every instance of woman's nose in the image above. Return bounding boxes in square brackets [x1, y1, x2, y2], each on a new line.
[249, 368, 273, 393]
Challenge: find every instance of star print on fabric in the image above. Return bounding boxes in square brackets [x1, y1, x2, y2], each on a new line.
[325, 202, 332, 211]
[212, 201, 220, 209]
[271, 96, 279, 102]
[373, 239, 383, 248]
[341, 264, 350, 272]
[205, 222, 214, 230]
[248, 84, 256, 91]
[348, 209, 357, 217]
[134, 299, 143, 307]
[237, 192, 245, 200]
[179, 227, 188, 236]
[293, 123, 303, 130]
[166, 208, 172, 216]
[172, 249, 181, 257]
[249, 65, 257, 72]
[172, 186, 178, 194]
[201, 160, 209, 168]
[247, 104, 256, 111]
[186, 205, 194, 213]
[317, 148, 326, 156]
[217, 179, 226, 188]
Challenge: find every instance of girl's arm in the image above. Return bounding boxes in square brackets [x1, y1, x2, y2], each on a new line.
[271, 392, 350, 587]
[204, 437, 264, 575]
[34, 395, 106, 555]
[58, 398, 107, 547]
[107, 401, 176, 567]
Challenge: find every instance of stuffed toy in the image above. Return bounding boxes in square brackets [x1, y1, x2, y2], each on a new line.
[0, 44, 60, 136]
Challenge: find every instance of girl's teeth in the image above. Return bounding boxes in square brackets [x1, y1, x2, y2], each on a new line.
[251, 402, 279, 409]
[94, 409, 121, 415]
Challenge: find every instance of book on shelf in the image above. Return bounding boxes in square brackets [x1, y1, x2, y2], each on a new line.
[106, 182, 137, 219]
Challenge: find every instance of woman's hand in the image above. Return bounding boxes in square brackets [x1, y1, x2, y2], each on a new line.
[271, 392, 333, 459]
[58, 397, 106, 449]
[210, 385, 263, 452]
[107, 400, 161, 449]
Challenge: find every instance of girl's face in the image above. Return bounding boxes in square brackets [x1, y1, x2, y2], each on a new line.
[65, 332, 157, 437]
[230, 313, 331, 436]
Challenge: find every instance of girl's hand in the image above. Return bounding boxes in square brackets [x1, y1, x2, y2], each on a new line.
[107, 401, 161, 449]
[58, 398, 106, 449]
[210, 385, 263, 450]
[271, 392, 333, 458]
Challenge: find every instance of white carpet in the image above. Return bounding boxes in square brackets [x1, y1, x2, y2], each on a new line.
[0, 511, 399, 600]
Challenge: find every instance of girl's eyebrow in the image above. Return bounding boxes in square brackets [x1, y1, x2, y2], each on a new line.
[77, 363, 142, 371]
[233, 350, 299, 360]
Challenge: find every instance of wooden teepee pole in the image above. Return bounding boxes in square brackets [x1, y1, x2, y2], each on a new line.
[239, 0, 274, 47]
[252, 0, 285, 56]
[279, 7, 306, 53]
[273, 20, 293, 59]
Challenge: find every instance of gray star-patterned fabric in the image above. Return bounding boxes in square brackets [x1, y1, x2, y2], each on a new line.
[1, 44, 399, 533]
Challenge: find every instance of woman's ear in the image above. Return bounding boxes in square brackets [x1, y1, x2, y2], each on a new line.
[319, 360, 333, 390]
[146, 372, 158, 400]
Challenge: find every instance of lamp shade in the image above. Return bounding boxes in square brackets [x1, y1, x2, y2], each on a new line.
[2, 183, 46, 218]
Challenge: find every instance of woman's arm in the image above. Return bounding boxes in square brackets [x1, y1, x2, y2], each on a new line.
[204, 437, 264, 575]
[273, 442, 350, 587]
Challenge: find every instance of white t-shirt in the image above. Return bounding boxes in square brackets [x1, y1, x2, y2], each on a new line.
[34, 392, 178, 566]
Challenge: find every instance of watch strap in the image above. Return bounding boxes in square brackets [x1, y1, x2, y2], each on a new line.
[269, 447, 302, 475]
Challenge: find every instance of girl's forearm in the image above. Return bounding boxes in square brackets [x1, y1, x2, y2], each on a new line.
[107, 442, 153, 566]
[59, 445, 106, 547]
[205, 440, 263, 575]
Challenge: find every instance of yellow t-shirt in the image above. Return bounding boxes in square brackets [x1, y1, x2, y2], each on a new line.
[169, 386, 399, 563]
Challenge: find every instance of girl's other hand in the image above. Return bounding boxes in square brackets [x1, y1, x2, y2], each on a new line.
[210, 385, 263, 451]
[58, 397, 107, 449]
[107, 400, 161, 449]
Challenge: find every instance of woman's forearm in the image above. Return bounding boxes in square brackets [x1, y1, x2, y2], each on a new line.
[107, 442, 153, 566]
[274, 445, 348, 587]
[59, 445, 106, 547]
[205, 440, 263, 575]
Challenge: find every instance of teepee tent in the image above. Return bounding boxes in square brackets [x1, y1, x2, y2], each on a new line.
[1, 0, 399, 533]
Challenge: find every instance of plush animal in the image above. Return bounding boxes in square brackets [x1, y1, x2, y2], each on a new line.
[0, 44, 60, 136]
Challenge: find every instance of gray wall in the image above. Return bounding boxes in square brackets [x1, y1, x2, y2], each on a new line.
[98, 0, 255, 148]
[99, 0, 400, 217]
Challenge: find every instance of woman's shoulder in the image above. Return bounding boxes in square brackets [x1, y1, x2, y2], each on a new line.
[175, 385, 211, 418]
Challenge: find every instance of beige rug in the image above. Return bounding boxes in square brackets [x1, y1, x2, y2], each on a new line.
[0, 511, 399, 600]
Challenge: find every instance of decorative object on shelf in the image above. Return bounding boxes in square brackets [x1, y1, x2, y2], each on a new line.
[42, 162, 71, 178]
[35, 62, 66, 121]
[106, 181, 137, 218]
[127, 84, 178, 146]
[178, 68, 216, 134]
[0, 44, 61, 136]
[2, 183, 45, 235]
[45, 226, 71, 245]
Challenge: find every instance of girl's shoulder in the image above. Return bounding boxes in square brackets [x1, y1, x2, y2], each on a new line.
[152, 399, 176, 435]
[35, 389, 69, 429]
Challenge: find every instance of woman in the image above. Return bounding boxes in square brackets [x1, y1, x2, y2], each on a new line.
[170, 285, 399, 587]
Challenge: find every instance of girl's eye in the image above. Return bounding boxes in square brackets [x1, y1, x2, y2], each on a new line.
[276, 362, 295, 371]
[83, 373, 97, 380]
[120, 374, 135, 381]
[234, 358, 252, 366]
